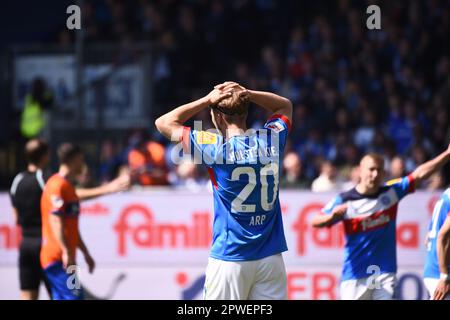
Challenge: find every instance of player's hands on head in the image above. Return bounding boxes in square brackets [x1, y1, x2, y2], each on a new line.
[207, 87, 233, 105]
[433, 279, 450, 300]
[214, 81, 249, 97]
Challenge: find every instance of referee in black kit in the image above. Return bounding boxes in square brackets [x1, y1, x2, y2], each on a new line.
[9, 139, 51, 300]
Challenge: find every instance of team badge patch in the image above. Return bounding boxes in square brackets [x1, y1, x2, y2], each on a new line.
[265, 121, 285, 133]
[196, 131, 217, 145]
[50, 195, 64, 209]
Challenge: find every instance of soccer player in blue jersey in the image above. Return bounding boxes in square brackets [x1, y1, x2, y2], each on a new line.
[424, 187, 450, 300]
[311, 146, 450, 300]
[155, 81, 292, 299]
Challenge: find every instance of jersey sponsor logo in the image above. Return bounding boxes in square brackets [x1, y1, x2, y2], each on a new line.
[344, 206, 397, 234]
[360, 213, 391, 231]
[196, 131, 217, 145]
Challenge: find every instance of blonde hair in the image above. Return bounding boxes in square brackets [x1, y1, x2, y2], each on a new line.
[360, 153, 384, 167]
[214, 89, 250, 117]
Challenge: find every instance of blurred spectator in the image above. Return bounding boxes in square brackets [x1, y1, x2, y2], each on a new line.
[354, 110, 377, 151]
[311, 160, 342, 192]
[425, 172, 445, 191]
[127, 131, 168, 186]
[20, 78, 54, 141]
[169, 159, 210, 192]
[389, 156, 406, 180]
[341, 165, 360, 190]
[99, 140, 123, 183]
[280, 152, 309, 189]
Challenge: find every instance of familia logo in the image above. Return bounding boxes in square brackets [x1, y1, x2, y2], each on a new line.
[113, 204, 212, 256]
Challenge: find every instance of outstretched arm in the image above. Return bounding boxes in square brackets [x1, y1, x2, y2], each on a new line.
[76, 174, 130, 201]
[311, 203, 347, 228]
[411, 144, 450, 184]
[155, 88, 233, 141]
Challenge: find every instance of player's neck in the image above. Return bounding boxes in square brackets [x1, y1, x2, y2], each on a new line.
[225, 124, 247, 139]
[355, 183, 379, 196]
[58, 165, 74, 181]
[27, 164, 39, 172]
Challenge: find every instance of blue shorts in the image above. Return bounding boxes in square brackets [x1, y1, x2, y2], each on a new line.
[43, 262, 84, 300]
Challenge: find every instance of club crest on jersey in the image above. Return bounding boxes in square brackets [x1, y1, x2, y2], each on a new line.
[50, 195, 64, 209]
[196, 131, 217, 145]
[265, 121, 284, 133]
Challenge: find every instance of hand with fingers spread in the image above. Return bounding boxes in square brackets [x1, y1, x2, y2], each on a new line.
[433, 279, 450, 300]
[206, 87, 234, 105]
[215, 81, 248, 95]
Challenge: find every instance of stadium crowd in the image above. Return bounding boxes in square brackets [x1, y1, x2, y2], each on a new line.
[45, 0, 450, 190]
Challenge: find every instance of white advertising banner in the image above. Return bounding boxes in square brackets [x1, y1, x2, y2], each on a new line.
[0, 190, 441, 299]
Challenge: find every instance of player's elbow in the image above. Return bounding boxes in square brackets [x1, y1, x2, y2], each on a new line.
[154, 116, 165, 134]
[155, 116, 171, 138]
[280, 97, 293, 113]
[155, 115, 181, 141]
[280, 98, 293, 119]
[285, 98, 293, 110]
[437, 228, 450, 243]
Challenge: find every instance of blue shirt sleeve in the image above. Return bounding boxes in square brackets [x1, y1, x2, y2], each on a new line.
[386, 174, 415, 200]
[322, 195, 344, 215]
[263, 115, 291, 152]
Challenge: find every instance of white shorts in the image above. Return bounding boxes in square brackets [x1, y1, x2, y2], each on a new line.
[423, 278, 450, 300]
[203, 253, 287, 300]
[340, 273, 396, 300]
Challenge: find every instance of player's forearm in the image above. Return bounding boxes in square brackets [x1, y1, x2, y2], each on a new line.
[155, 96, 210, 140]
[77, 233, 90, 257]
[437, 231, 450, 275]
[311, 214, 335, 228]
[412, 149, 450, 183]
[49, 215, 70, 254]
[247, 90, 292, 116]
[76, 185, 111, 201]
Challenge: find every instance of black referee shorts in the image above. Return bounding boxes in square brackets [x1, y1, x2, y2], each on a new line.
[18, 236, 46, 291]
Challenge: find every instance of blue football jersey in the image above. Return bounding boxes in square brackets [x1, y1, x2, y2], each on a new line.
[182, 115, 291, 261]
[424, 188, 450, 279]
[322, 175, 415, 281]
